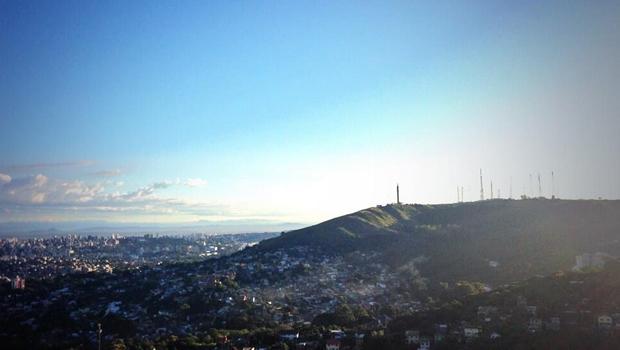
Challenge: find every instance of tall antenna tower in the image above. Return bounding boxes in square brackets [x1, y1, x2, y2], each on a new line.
[480, 169, 484, 200]
[551, 171, 555, 199]
[538, 173, 542, 197]
[396, 184, 400, 204]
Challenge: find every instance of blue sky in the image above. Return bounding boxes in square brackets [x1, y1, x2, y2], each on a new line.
[1, 0, 620, 228]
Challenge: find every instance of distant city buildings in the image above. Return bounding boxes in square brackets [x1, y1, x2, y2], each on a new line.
[574, 252, 606, 271]
[0, 233, 276, 281]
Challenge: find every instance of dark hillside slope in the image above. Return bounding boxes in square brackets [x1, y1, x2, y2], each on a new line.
[257, 199, 620, 284]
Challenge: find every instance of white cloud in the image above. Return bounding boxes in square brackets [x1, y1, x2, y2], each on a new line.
[0, 173, 11, 184]
[31, 192, 46, 204]
[0, 174, 227, 220]
[34, 174, 48, 187]
[0, 174, 104, 205]
[185, 178, 208, 187]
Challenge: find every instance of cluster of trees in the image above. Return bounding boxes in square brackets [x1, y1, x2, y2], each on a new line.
[312, 303, 371, 327]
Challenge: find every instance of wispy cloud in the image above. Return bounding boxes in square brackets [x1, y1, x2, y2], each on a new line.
[118, 181, 173, 201]
[0, 160, 95, 172]
[0, 174, 102, 205]
[0, 174, 223, 220]
[184, 178, 208, 187]
[91, 169, 122, 177]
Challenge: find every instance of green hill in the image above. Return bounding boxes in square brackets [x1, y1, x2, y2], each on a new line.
[258, 203, 422, 250]
[257, 199, 620, 284]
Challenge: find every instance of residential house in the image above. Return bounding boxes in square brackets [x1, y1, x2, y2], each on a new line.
[528, 318, 543, 333]
[280, 331, 300, 342]
[329, 330, 346, 340]
[11, 276, 26, 290]
[598, 315, 613, 330]
[419, 336, 431, 350]
[405, 330, 420, 344]
[463, 327, 480, 339]
[326, 339, 340, 350]
[217, 335, 229, 344]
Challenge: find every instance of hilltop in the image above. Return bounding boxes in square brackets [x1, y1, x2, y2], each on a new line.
[257, 199, 620, 284]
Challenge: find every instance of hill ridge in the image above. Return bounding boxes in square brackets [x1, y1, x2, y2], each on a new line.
[255, 199, 620, 284]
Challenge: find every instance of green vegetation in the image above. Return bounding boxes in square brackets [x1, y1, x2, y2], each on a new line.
[258, 199, 620, 285]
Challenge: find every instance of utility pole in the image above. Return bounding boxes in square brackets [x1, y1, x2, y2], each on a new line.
[97, 323, 102, 350]
[510, 177, 513, 199]
[396, 184, 400, 204]
[490, 181, 494, 199]
[538, 173, 542, 198]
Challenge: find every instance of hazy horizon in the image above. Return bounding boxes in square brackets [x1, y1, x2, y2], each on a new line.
[2, 0, 620, 230]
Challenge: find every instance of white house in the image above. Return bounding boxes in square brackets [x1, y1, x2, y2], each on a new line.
[463, 327, 480, 339]
[405, 330, 420, 344]
[598, 315, 613, 329]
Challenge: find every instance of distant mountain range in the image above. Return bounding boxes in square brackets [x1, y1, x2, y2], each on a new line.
[0, 219, 306, 237]
[256, 199, 620, 285]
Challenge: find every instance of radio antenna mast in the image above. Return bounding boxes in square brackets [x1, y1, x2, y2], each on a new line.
[480, 169, 484, 200]
[97, 323, 102, 350]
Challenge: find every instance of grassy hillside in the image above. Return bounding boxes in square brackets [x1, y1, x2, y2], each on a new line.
[257, 199, 620, 284]
[258, 203, 423, 250]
